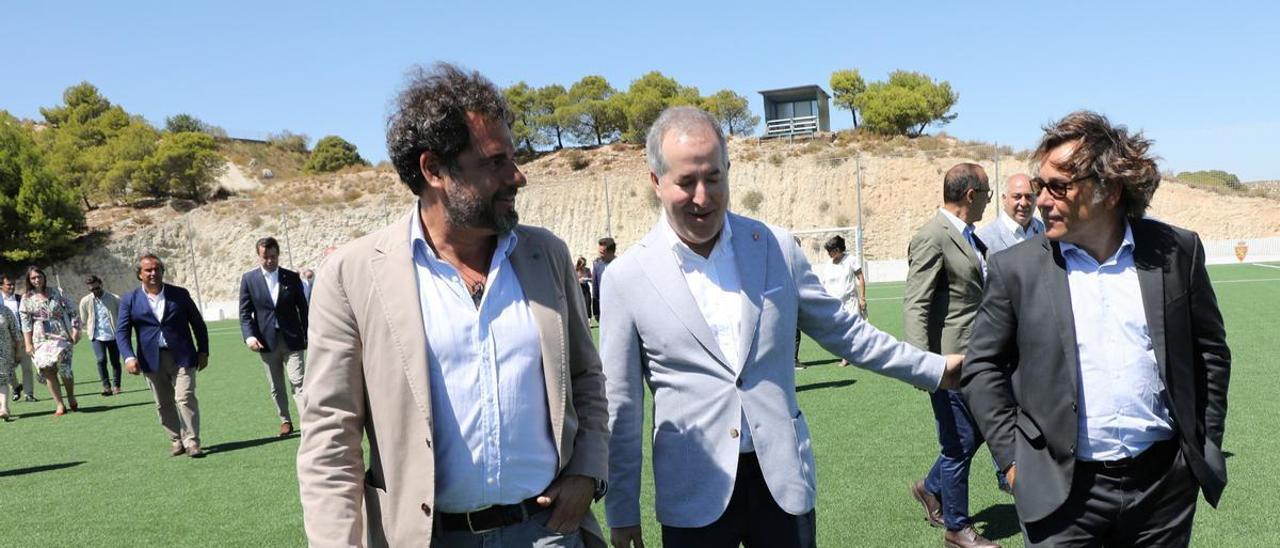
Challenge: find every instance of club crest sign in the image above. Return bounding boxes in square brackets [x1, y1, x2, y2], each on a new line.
[1235, 241, 1248, 262]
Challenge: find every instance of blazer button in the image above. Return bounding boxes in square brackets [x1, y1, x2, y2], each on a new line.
[1069, 444, 1076, 455]
[736, 378, 743, 388]
[729, 428, 740, 439]
[1071, 402, 1078, 413]
[421, 503, 431, 516]
[425, 438, 432, 449]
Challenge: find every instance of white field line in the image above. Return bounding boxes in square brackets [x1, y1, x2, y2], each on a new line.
[1253, 263, 1280, 270]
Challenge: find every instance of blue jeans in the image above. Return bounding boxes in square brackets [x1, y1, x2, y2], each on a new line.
[91, 339, 122, 389]
[924, 389, 983, 531]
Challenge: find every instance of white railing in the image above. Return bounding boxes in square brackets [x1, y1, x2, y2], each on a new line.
[765, 115, 819, 138]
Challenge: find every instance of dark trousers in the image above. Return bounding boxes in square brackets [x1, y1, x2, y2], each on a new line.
[1023, 440, 1198, 547]
[579, 282, 593, 320]
[662, 452, 816, 548]
[924, 388, 983, 531]
[91, 339, 122, 389]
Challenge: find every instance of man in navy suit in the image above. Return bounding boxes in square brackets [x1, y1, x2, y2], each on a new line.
[117, 253, 210, 458]
[239, 237, 308, 437]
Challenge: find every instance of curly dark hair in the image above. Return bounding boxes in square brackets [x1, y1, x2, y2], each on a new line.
[1033, 110, 1160, 220]
[386, 62, 512, 195]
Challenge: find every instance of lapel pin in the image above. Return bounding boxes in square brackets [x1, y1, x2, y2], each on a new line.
[752, 232, 760, 241]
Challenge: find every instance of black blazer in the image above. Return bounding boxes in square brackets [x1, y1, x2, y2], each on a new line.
[961, 218, 1230, 523]
[239, 267, 309, 352]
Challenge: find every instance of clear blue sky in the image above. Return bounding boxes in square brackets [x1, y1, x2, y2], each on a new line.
[5, 1, 1278, 180]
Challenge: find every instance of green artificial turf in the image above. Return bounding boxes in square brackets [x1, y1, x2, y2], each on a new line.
[1, 263, 1276, 546]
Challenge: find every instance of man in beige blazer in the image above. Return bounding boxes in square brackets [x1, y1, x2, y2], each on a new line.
[297, 62, 609, 548]
[79, 275, 122, 397]
[903, 163, 1000, 548]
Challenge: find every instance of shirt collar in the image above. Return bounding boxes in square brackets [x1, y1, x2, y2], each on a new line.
[999, 212, 1041, 237]
[660, 211, 732, 262]
[261, 267, 278, 279]
[410, 204, 518, 266]
[1060, 221, 1135, 266]
[938, 207, 972, 234]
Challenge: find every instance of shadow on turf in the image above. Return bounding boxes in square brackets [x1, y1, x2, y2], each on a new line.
[203, 434, 296, 456]
[972, 503, 1020, 542]
[0, 461, 85, 478]
[13, 400, 152, 419]
[796, 379, 856, 392]
[800, 358, 842, 367]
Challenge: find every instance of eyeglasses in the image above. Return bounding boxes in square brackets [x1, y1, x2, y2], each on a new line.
[1031, 173, 1094, 199]
[975, 188, 993, 201]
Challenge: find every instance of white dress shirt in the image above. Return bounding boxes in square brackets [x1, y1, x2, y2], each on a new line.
[661, 216, 757, 452]
[999, 213, 1042, 243]
[144, 288, 168, 348]
[1061, 223, 1175, 461]
[410, 209, 557, 513]
[939, 208, 986, 278]
[1, 293, 18, 320]
[262, 267, 280, 306]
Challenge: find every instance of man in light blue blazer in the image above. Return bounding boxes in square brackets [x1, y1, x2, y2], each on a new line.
[601, 106, 963, 548]
[975, 174, 1045, 257]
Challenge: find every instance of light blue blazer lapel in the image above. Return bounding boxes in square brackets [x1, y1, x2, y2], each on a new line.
[636, 221, 732, 372]
[729, 214, 766, 373]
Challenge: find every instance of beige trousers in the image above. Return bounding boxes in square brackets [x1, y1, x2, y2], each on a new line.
[144, 350, 200, 447]
[259, 332, 305, 423]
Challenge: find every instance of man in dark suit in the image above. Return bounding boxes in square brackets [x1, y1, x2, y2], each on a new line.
[590, 237, 615, 319]
[117, 253, 211, 458]
[239, 236, 308, 437]
[903, 163, 999, 548]
[962, 111, 1231, 547]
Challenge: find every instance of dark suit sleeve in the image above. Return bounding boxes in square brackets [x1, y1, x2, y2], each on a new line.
[116, 292, 137, 362]
[960, 254, 1021, 469]
[185, 289, 209, 354]
[296, 274, 310, 339]
[239, 273, 256, 342]
[903, 232, 942, 350]
[1189, 234, 1231, 446]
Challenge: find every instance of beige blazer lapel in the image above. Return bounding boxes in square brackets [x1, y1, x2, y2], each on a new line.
[508, 229, 570, 457]
[370, 212, 433, 425]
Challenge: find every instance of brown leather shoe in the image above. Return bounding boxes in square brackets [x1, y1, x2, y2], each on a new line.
[170, 442, 186, 456]
[187, 443, 205, 458]
[944, 525, 1000, 548]
[279, 421, 295, 437]
[910, 480, 945, 528]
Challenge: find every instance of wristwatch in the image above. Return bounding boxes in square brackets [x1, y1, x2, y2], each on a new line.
[593, 478, 609, 501]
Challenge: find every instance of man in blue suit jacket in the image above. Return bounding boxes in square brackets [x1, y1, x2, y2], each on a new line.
[239, 236, 308, 437]
[601, 106, 963, 548]
[117, 253, 210, 458]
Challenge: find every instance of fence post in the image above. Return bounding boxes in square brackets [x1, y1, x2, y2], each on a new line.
[993, 141, 1001, 220]
[603, 175, 613, 238]
[855, 154, 867, 277]
[280, 204, 295, 268]
[185, 216, 205, 315]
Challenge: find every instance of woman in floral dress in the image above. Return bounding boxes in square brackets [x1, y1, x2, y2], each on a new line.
[19, 266, 80, 416]
[0, 303, 20, 420]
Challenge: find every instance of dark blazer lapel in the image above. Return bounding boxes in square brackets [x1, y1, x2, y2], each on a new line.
[730, 214, 765, 373]
[509, 230, 569, 452]
[637, 221, 733, 372]
[370, 212, 432, 422]
[1133, 226, 1169, 382]
[1046, 241, 1080, 388]
[160, 284, 178, 324]
[253, 270, 276, 311]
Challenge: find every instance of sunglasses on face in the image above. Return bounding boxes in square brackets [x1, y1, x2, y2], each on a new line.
[1031, 173, 1094, 199]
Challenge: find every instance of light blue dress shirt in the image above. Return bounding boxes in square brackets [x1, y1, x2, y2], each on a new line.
[1061, 223, 1175, 461]
[410, 209, 558, 513]
[92, 298, 115, 341]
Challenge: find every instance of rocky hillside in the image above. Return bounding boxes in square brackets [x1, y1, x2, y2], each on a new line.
[51, 134, 1280, 317]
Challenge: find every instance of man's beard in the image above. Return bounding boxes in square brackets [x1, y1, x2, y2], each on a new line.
[443, 183, 519, 233]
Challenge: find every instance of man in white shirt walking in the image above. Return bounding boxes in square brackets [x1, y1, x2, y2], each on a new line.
[239, 236, 309, 437]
